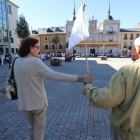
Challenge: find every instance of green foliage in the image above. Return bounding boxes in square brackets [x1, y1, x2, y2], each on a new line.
[52, 34, 60, 46]
[15, 15, 30, 38]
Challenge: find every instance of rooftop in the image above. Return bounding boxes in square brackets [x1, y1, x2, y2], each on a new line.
[120, 28, 140, 32]
[38, 27, 66, 34]
[7, 0, 19, 8]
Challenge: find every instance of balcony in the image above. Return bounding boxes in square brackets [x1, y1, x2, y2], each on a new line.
[123, 45, 130, 49]
[52, 46, 55, 49]
[123, 37, 127, 40]
[107, 31, 116, 34]
[129, 46, 132, 50]
[130, 37, 133, 40]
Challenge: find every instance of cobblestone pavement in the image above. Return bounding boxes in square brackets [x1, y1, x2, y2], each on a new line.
[0, 58, 132, 140]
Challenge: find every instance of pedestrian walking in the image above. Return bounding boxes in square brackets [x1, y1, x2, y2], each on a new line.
[1, 53, 4, 65]
[15, 53, 19, 58]
[6, 37, 93, 140]
[9, 54, 12, 64]
[82, 37, 140, 140]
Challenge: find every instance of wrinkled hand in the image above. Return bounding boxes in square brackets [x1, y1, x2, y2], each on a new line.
[82, 74, 93, 85]
[0, 87, 6, 94]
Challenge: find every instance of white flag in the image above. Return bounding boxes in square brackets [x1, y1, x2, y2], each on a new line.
[68, 2, 89, 50]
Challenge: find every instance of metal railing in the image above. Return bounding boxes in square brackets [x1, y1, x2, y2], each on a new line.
[107, 31, 116, 34]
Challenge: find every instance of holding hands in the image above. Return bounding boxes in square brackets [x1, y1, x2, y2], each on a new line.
[77, 74, 93, 85]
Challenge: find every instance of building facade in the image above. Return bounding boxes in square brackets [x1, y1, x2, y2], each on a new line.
[120, 28, 140, 54]
[31, 27, 66, 54]
[0, 0, 19, 56]
[7, 0, 19, 56]
[66, 2, 121, 55]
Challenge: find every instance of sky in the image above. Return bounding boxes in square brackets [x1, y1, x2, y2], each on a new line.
[11, 0, 140, 31]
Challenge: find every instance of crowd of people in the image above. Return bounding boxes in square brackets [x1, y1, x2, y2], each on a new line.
[0, 53, 19, 66]
[0, 52, 131, 66]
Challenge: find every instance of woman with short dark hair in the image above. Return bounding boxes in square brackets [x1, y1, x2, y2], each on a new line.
[7, 37, 93, 140]
[18, 37, 39, 57]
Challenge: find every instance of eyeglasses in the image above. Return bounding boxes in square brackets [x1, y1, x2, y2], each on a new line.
[34, 46, 40, 49]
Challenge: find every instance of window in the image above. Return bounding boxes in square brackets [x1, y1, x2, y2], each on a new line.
[6, 48, 9, 54]
[2, 5, 6, 10]
[136, 34, 139, 38]
[109, 27, 113, 33]
[130, 34, 133, 39]
[130, 42, 133, 46]
[124, 42, 127, 48]
[45, 37, 48, 41]
[52, 44, 55, 49]
[11, 37, 14, 43]
[124, 34, 127, 39]
[109, 38, 113, 42]
[9, 31, 12, 37]
[59, 44, 63, 49]
[129, 42, 133, 50]
[12, 48, 14, 53]
[44, 44, 48, 49]
[59, 36, 62, 40]
[51, 37, 55, 42]
[8, 5, 11, 14]
[16, 48, 18, 53]
[0, 47, 3, 53]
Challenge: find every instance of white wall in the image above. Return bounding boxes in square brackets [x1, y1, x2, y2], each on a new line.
[7, 1, 19, 55]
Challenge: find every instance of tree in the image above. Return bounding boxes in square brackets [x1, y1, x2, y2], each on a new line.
[52, 34, 60, 48]
[15, 15, 30, 38]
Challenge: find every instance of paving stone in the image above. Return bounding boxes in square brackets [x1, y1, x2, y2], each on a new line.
[0, 58, 132, 139]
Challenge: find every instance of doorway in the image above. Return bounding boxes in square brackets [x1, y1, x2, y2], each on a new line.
[90, 49, 95, 54]
[0, 47, 3, 54]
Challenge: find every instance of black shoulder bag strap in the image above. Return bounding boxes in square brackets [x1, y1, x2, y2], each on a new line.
[10, 57, 18, 79]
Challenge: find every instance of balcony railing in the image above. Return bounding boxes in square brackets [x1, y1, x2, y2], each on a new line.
[59, 46, 63, 49]
[107, 31, 116, 34]
[123, 37, 127, 39]
[130, 37, 133, 39]
[123, 45, 131, 49]
[129, 46, 132, 50]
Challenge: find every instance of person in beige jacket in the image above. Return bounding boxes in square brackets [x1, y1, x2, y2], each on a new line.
[7, 37, 93, 140]
[82, 37, 140, 140]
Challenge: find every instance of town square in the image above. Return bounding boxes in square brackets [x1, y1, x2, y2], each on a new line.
[1, 0, 140, 140]
[0, 57, 132, 140]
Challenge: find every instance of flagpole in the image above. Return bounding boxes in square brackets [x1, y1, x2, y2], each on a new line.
[84, 36, 94, 137]
[68, 2, 94, 136]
